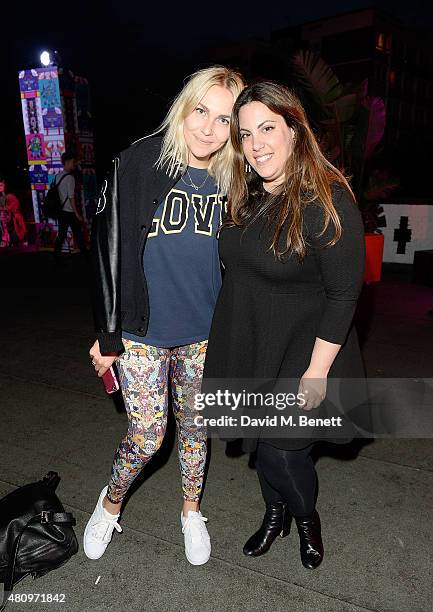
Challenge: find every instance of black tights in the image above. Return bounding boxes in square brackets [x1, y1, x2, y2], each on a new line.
[255, 442, 317, 517]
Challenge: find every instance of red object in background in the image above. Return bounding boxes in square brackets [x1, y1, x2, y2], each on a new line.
[364, 233, 385, 283]
[6, 193, 27, 241]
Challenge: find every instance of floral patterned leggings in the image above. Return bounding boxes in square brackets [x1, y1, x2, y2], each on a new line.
[106, 338, 207, 504]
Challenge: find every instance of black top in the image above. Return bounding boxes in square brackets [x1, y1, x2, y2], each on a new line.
[203, 184, 366, 450]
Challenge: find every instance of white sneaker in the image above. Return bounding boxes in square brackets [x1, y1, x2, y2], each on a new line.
[83, 486, 122, 560]
[181, 510, 211, 566]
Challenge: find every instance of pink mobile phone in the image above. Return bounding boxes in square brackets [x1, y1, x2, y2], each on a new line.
[101, 366, 120, 394]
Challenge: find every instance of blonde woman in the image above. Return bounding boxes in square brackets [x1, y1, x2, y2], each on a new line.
[84, 66, 244, 565]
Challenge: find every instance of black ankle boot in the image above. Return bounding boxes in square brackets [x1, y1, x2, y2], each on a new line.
[295, 510, 324, 569]
[243, 502, 291, 557]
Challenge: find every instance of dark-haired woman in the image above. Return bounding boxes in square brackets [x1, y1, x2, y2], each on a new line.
[203, 82, 365, 569]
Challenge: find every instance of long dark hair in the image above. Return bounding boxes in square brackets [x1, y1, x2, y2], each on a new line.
[226, 81, 355, 260]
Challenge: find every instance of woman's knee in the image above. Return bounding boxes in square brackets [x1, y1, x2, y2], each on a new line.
[257, 443, 314, 484]
[126, 430, 165, 463]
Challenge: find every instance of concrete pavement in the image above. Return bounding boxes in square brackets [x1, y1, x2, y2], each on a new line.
[0, 253, 432, 612]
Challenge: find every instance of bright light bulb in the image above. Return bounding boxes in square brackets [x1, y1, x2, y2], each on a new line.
[40, 51, 51, 66]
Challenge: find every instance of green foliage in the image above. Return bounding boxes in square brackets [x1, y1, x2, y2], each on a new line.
[291, 51, 399, 233]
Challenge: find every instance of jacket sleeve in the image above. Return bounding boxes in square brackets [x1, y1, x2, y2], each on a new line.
[91, 156, 124, 354]
[306, 186, 365, 346]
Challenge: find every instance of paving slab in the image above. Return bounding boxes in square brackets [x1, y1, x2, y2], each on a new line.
[1, 498, 372, 612]
[1, 254, 432, 611]
[1, 376, 432, 612]
[358, 439, 433, 472]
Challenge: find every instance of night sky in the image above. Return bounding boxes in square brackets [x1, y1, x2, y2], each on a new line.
[2, 0, 432, 192]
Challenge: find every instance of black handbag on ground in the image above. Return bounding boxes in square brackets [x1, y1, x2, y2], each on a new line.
[0, 472, 78, 611]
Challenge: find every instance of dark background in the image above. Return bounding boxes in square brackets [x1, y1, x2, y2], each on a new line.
[2, 0, 432, 193]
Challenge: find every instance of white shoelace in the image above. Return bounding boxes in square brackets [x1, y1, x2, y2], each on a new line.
[182, 514, 209, 544]
[90, 517, 122, 543]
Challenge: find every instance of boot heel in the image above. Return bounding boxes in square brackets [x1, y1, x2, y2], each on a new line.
[280, 507, 292, 537]
[243, 502, 287, 556]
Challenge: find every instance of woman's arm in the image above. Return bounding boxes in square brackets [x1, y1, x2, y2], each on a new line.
[307, 337, 341, 377]
[310, 185, 365, 346]
[300, 185, 365, 409]
[91, 156, 124, 356]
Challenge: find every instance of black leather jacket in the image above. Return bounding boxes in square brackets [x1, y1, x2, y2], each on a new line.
[91, 136, 180, 354]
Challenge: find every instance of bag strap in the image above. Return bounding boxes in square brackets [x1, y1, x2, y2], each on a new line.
[55, 173, 72, 188]
[55, 173, 73, 209]
[41, 472, 60, 490]
[0, 511, 75, 611]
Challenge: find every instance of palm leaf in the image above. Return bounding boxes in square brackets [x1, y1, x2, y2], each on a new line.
[329, 93, 358, 123]
[362, 96, 386, 160]
[350, 94, 386, 197]
[364, 170, 400, 201]
[291, 50, 342, 113]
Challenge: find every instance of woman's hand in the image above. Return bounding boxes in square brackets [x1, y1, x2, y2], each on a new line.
[89, 340, 117, 377]
[298, 368, 327, 411]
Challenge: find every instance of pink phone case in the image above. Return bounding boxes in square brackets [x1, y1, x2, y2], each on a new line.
[101, 366, 120, 394]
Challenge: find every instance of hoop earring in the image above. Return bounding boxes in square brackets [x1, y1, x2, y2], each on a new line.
[245, 163, 251, 173]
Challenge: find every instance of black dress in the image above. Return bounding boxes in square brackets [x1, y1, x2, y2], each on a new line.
[203, 184, 366, 451]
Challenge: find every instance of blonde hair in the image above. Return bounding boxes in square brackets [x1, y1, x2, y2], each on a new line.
[152, 66, 244, 194]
